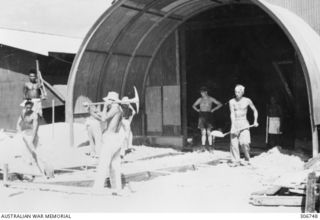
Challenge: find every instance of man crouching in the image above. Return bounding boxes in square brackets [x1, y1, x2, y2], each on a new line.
[93, 91, 125, 195]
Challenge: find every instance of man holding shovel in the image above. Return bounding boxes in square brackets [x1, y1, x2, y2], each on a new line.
[229, 85, 258, 166]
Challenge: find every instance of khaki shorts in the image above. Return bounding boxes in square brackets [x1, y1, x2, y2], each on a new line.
[231, 119, 251, 145]
[198, 112, 213, 129]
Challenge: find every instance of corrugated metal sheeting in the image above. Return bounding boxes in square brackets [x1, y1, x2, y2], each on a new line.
[66, 0, 320, 133]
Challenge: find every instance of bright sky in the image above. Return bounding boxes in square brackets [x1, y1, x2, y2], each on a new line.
[0, 0, 111, 38]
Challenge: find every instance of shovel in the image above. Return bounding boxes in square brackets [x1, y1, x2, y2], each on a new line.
[211, 124, 255, 138]
[21, 136, 54, 178]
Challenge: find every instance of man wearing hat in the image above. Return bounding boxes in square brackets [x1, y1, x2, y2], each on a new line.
[93, 91, 125, 194]
[192, 86, 222, 147]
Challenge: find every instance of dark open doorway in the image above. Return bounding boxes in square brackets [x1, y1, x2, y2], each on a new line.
[183, 4, 311, 154]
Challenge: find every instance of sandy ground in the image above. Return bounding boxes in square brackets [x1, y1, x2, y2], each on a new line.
[0, 123, 306, 213]
[0, 150, 303, 213]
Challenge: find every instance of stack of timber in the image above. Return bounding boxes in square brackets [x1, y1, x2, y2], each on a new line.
[250, 152, 320, 212]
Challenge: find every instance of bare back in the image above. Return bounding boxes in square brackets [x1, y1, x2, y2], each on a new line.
[105, 104, 123, 133]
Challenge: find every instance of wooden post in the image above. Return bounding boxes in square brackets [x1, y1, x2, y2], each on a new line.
[179, 27, 188, 147]
[266, 116, 269, 144]
[52, 99, 55, 140]
[305, 172, 317, 213]
[2, 163, 9, 186]
[312, 125, 319, 158]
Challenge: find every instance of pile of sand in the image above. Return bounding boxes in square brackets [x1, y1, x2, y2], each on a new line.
[123, 150, 228, 174]
[124, 145, 179, 162]
[0, 123, 94, 172]
[250, 147, 305, 184]
[38, 122, 88, 148]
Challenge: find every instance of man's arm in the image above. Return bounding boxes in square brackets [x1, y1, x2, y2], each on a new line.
[127, 104, 136, 122]
[101, 104, 119, 122]
[23, 83, 28, 99]
[16, 114, 23, 132]
[248, 98, 259, 127]
[90, 106, 102, 121]
[229, 100, 236, 133]
[192, 98, 201, 112]
[210, 97, 223, 113]
[32, 113, 39, 141]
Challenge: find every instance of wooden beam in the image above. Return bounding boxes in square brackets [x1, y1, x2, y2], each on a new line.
[272, 62, 294, 103]
[312, 126, 319, 158]
[251, 186, 282, 196]
[2, 163, 9, 187]
[304, 154, 320, 169]
[179, 27, 188, 147]
[305, 172, 317, 213]
[250, 195, 304, 207]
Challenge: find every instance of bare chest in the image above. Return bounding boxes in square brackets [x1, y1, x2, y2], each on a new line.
[26, 82, 40, 90]
[233, 99, 249, 112]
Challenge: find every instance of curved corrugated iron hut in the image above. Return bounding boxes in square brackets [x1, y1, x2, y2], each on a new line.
[67, 0, 320, 156]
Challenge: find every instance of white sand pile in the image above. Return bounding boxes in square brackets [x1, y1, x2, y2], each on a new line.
[123, 150, 229, 174]
[38, 122, 88, 148]
[250, 147, 304, 184]
[36, 122, 95, 169]
[124, 145, 179, 162]
[0, 123, 94, 172]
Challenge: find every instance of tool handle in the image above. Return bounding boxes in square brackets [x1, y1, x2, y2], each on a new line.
[224, 124, 255, 136]
[36, 60, 47, 99]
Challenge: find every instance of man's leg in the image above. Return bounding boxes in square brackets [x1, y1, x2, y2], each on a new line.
[92, 120, 102, 155]
[230, 133, 240, 163]
[207, 128, 214, 146]
[93, 134, 113, 189]
[86, 123, 96, 155]
[128, 130, 133, 149]
[201, 128, 206, 146]
[110, 147, 122, 193]
[239, 130, 251, 162]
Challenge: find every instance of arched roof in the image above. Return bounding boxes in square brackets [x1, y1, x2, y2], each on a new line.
[66, 0, 320, 126]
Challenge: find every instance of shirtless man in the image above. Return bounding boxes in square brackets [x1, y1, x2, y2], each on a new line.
[229, 85, 258, 166]
[22, 70, 45, 117]
[192, 86, 222, 146]
[120, 97, 136, 158]
[93, 91, 125, 195]
[83, 103, 102, 157]
[16, 100, 40, 165]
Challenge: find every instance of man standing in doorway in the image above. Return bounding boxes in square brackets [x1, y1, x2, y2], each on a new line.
[192, 86, 222, 147]
[22, 69, 45, 117]
[229, 85, 259, 166]
[266, 96, 282, 148]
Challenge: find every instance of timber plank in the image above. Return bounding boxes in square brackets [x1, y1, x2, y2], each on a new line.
[304, 154, 320, 170]
[250, 195, 304, 207]
[305, 172, 317, 213]
[251, 186, 282, 196]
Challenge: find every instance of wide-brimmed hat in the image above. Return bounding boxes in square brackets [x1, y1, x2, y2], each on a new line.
[103, 91, 120, 102]
[121, 96, 130, 104]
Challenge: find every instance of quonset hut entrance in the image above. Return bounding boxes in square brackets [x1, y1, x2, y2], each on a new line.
[67, 0, 320, 157]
